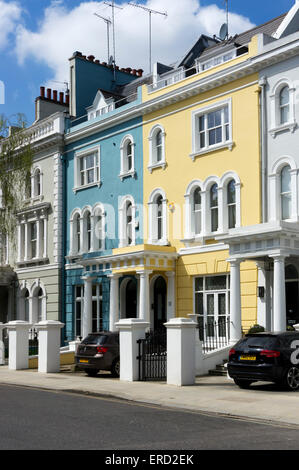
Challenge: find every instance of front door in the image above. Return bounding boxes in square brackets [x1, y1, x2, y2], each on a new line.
[125, 279, 137, 318]
[153, 276, 167, 331]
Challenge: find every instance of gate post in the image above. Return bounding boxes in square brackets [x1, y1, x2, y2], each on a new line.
[0, 323, 6, 365]
[35, 321, 64, 373]
[165, 317, 197, 386]
[6, 321, 32, 370]
[115, 318, 150, 382]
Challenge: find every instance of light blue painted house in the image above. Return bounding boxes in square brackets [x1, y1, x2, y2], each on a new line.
[63, 52, 148, 342]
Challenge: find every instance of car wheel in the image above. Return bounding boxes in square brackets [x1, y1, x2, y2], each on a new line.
[111, 358, 120, 378]
[85, 369, 98, 377]
[233, 379, 252, 389]
[284, 366, 299, 391]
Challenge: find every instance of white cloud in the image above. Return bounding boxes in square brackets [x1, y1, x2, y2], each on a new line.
[15, 0, 255, 86]
[0, 0, 22, 50]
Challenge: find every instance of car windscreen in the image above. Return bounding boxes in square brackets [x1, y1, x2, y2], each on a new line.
[81, 335, 108, 345]
[236, 336, 279, 349]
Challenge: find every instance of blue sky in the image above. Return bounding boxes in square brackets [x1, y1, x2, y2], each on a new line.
[0, 0, 295, 126]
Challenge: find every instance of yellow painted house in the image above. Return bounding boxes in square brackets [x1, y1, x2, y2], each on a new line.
[136, 15, 285, 339]
[101, 13, 287, 342]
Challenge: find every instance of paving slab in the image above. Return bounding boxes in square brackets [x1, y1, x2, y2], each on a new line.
[1, 366, 299, 427]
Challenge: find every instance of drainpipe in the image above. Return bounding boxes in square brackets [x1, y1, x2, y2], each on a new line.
[259, 76, 268, 223]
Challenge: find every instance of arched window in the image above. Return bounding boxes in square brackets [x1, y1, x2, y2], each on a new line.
[156, 195, 163, 241]
[148, 126, 166, 171]
[37, 288, 43, 323]
[280, 86, 290, 125]
[281, 165, 292, 220]
[93, 206, 104, 251]
[120, 136, 135, 179]
[84, 211, 92, 252]
[126, 201, 133, 246]
[227, 179, 236, 229]
[210, 184, 218, 232]
[33, 169, 41, 197]
[148, 190, 167, 244]
[192, 187, 202, 235]
[73, 213, 81, 254]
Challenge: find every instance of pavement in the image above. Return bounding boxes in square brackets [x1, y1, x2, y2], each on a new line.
[1, 366, 299, 428]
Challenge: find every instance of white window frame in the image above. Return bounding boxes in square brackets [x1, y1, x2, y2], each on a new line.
[17, 207, 48, 264]
[119, 135, 136, 180]
[74, 146, 101, 192]
[190, 98, 233, 160]
[148, 188, 168, 246]
[269, 157, 298, 223]
[148, 125, 166, 172]
[92, 283, 104, 332]
[269, 79, 296, 137]
[92, 203, 106, 252]
[119, 195, 136, 248]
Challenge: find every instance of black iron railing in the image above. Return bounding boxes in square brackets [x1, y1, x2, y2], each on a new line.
[197, 318, 231, 354]
[137, 330, 167, 381]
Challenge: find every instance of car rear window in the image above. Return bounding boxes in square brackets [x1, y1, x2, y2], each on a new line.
[81, 334, 108, 345]
[236, 335, 279, 349]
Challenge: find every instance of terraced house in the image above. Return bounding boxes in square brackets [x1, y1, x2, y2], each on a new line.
[0, 88, 68, 326]
[63, 53, 148, 342]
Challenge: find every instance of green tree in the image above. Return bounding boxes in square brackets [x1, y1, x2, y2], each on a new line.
[0, 113, 33, 249]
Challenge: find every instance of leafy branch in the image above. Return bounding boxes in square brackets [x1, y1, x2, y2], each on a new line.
[0, 113, 33, 249]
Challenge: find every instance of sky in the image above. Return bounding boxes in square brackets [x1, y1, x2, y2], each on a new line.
[0, 0, 296, 125]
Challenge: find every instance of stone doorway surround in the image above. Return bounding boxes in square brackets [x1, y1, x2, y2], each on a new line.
[79, 244, 178, 333]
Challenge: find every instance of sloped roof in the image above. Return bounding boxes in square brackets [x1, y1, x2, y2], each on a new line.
[200, 12, 287, 59]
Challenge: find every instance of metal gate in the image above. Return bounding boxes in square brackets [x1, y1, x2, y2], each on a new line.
[137, 330, 167, 381]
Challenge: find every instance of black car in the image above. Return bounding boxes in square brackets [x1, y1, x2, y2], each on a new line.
[75, 332, 120, 377]
[228, 331, 299, 390]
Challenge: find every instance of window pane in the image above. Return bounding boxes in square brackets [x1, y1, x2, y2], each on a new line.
[280, 87, 289, 106]
[210, 184, 218, 207]
[211, 209, 218, 232]
[206, 276, 227, 291]
[228, 205, 236, 229]
[227, 180, 236, 204]
[199, 115, 205, 132]
[282, 194, 291, 220]
[195, 292, 203, 315]
[281, 166, 291, 193]
[195, 277, 203, 292]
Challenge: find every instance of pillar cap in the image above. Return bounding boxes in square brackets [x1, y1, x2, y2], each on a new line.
[35, 320, 64, 330]
[115, 318, 150, 330]
[165, 317, 197, 329]
[6, 321, 33, 330]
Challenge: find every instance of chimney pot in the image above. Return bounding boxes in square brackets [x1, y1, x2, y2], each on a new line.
[137, 69, 143, 77]
[40, 86, 45, 98]
[53, 90, 58, 101]
[88, 55, 95, 62]
[95, 60, 100, 64]
[47, 88, 52, 100]
[65, 94, 70, 105]
[59, 92, 64, 104]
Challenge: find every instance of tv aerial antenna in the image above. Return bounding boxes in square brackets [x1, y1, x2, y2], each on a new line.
[127, 2, 168, 74]
[94, 13, 112, 63]
[103, 1, 123, 78]
[49, 80, 69, 94]
[215, 1, 229, 41]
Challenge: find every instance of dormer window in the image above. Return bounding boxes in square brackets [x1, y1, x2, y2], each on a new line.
[199, 49, 236, 72]
[87, 90, 115, 121]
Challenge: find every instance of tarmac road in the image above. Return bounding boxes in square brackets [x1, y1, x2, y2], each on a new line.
[0, 384, 299, 451]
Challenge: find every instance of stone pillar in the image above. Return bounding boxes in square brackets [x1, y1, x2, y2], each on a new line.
[115, 318, 150, 381]
[6, 321, 32, 370]
[35, 320, 64, 373]
[271, 255, 286, 332]
[165, 317, 197, 386]
[0, 323, 6, 365]
[137, 270, 152, 324]
[82, 276, 93, 339]
[229, 259, 242, 343]
[166, 271, 176, 321]
[108, 274, 120, 331]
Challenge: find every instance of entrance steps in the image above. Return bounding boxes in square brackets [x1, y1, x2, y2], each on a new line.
[208, 360, 228, 376]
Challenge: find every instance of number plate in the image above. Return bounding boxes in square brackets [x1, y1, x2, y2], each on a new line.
[240, 355, 256, 361]
[79, 359, 89, 363]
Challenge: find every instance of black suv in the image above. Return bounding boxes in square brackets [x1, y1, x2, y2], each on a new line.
[75, 332, 120, 377]
[228, 332, 299, 390]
